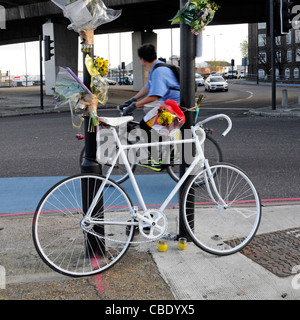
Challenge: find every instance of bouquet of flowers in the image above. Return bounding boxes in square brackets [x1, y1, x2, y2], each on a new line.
[85, 54, 109, 105]
[53, 67, 86, 108]
[53, 67, 100, 135]
[51, 0, 122, 52]
[143, 100, 185, 137]
[51, 0, 122, 33]
[171, 0, 219, 35]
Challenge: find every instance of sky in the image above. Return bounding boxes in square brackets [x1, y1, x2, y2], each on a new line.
[0, 23, 248, 76]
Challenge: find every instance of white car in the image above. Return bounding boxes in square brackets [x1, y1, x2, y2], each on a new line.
[205, 76, 228, 92]
[195, 73, 204, 86]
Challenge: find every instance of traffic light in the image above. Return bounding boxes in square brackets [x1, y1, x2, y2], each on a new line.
[44, 35, 54, 61]
[272, 0, 298, 36]
[231, 59, 235, 67]
[281, 1, 294, 34]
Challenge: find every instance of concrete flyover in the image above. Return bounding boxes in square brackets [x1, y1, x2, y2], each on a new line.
[0, 0, 270, 45]
[0, 0, 270, 93]
[0, 0, 269, 95]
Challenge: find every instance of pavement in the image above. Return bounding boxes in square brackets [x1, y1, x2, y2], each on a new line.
[0, 85, 300, 302]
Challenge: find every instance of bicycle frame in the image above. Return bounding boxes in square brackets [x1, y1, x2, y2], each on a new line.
[85, 114, 232, 221]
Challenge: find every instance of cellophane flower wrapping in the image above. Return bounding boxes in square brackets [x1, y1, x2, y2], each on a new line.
[51, 0, 122, 33]
[53, 67, 86, 108]
[143, 100, 185, 138]
[171, 0, 219, 35]
[53, 67, 89, 136]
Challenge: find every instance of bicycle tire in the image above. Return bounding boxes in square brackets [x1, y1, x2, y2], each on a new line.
[181, 163, 261, 256]
[167, 134, 223, 185]
[32, 174, 135, 277]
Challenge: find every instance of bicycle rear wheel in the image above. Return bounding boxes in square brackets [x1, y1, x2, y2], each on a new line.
[33, 174, 134, 277]
[181, 163, 261, 256]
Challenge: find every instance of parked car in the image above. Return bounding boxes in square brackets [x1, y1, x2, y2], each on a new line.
[204, 76, 228, 92]
[239, 71, 246, 79]
[105, 78, 117, 85]
[118, 76, 134, 85]
[195, 73, 204, 86]
[226, 70, 237, 79]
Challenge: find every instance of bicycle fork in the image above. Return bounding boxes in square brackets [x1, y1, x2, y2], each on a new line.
[192, 126, 228, 209]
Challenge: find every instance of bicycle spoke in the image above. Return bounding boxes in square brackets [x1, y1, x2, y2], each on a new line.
[33, 174, 134, 277]
[182, 164, 261, 255]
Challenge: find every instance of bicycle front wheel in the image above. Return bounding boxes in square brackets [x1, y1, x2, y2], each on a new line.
[32, 174, 134, 277]
[181, 164, 261, 256]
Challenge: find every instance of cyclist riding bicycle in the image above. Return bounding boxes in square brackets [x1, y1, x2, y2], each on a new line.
[118, 43, 181, 167]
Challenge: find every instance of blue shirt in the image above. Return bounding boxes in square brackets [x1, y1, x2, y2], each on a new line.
[145, 60, 180, 103]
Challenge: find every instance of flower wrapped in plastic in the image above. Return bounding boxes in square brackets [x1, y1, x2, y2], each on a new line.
[51, 0, 122, 33]
[143, 100, 185, 137]
[53, 67, 100, 135]
[171, 0, 219, 35]
[51, 0, 122, 52]
[85, 54, 109, 105]
[53, 67, 86, 108]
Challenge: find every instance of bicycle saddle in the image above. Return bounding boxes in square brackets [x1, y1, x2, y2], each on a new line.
[99, 116, 134, 127]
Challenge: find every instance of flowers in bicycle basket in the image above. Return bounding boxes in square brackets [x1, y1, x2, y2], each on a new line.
[171, 0, 220, 35]
[144, 100, 185, 137]
[157, 107, 175, 127]
[85, 54, 109, 105]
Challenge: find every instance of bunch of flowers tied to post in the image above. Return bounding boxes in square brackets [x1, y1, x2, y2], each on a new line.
[85, 54, 109, 106]
[171, 0, 220, 35]
[53, 54, 110, 136]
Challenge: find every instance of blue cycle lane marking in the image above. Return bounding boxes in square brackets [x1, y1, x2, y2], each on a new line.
[0, 175, 178, 216]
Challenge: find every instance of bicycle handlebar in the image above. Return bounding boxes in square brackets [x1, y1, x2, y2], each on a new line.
[195, 114, 232, 137]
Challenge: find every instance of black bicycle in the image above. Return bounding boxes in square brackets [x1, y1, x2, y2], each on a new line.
[79, 110, 223, 185]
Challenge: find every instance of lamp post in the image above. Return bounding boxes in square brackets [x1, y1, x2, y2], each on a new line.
[206, 33, 222, 71]
[81, 34, 104, 257]
[179, 0, 196, 240]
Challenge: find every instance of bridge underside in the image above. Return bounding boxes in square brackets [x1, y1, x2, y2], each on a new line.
[0, 0, 268, 45]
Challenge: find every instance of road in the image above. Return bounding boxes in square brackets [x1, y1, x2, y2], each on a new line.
[197, 80, 300, 113]
[0, 82, 299, 204]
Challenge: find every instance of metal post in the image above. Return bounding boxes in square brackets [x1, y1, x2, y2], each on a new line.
[270, 0, 277, 110]
[39, 35, 44, 110]
[81, 40, 104, 256]
[179, 0, 196, 240]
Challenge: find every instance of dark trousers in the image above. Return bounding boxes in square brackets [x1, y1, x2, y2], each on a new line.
[139, 119, 171, 163]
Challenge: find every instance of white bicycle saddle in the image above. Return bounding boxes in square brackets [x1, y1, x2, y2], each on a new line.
[99, 116, 134, 127]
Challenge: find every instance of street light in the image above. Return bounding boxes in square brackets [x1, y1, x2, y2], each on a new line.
[206, 33, 222, 71]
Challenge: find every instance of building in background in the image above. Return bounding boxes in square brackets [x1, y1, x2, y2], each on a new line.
[248, 23, 300, 82]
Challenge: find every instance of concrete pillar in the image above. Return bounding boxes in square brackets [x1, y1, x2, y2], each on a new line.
[132, 30, 157, 92]
[43, 21, 78, 95]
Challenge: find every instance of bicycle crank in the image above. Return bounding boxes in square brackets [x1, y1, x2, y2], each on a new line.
[137, 210, 168, 240]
